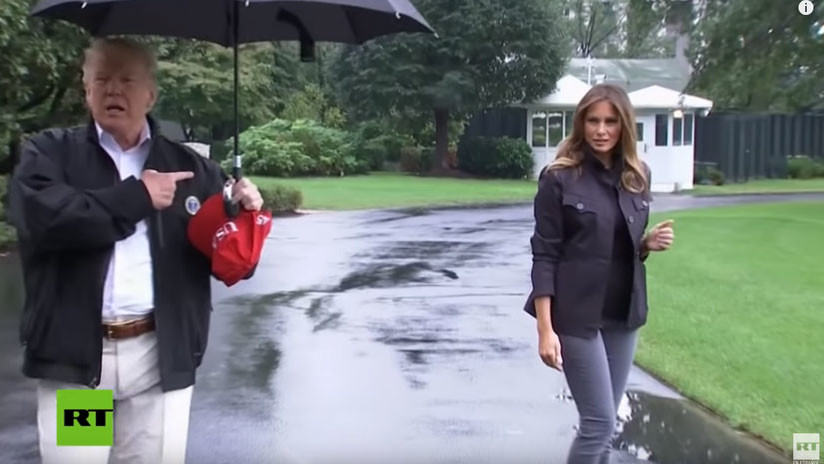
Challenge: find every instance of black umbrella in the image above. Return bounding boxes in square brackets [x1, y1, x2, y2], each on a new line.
[30, 0, 435, 181]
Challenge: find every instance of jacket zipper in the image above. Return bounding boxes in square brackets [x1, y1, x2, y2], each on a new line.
[89, 162, 119, 388]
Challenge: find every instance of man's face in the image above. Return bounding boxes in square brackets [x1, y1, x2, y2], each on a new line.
[84, 48, 156, 142]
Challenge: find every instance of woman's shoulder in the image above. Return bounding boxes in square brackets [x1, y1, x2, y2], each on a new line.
[543, 163, 581, 185]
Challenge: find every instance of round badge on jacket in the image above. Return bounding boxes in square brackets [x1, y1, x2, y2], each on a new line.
[185, 196, 201, 215]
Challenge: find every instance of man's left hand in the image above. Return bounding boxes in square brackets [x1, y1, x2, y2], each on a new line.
[231, 178, 263, 211]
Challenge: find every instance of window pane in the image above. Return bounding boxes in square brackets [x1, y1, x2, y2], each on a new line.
[532, 113, 546, 148]
[565, 111, 574, 136]
[673, 116, 683, 146]
[548, 112, 564, 147]
[684, 114, 694, 145]
[655, 114, 668, 146]
[636, 122, 644, 141]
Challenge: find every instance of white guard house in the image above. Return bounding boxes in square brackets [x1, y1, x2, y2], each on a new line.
[522, 75, 714, 193]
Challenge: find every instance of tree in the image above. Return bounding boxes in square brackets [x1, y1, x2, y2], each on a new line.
[0, 0, 88, 171]
[153, 41, 303, 143]
[331, 0, 568, 172]
[564, 0, 625, 58]
[689, 0, 824, 112]
[562, 0, 694, 59]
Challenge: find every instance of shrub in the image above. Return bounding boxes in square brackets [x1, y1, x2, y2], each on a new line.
[0, 221, 14, 250]
[707, 166, 725, 185]
[694, 164, 725, 186]
[787, 156, 824, 179]
[399, 146, 424, 173]
[223, 119, 368, 177]
[259, 184, 303, 214]
[0, 175, 15, 249]
[352, 121, 415, 170]
[0, 175, 7, 221]
[457, 136, 533, 179]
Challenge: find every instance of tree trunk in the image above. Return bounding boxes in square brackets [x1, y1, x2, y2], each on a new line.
[434, 107, 450, 171]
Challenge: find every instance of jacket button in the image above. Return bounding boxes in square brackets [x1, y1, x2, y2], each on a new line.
[628, 216, 635, 224]
[576, 202, 584, 210]
[642, 200, 649, 207]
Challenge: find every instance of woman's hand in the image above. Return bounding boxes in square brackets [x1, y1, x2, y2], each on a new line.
[538, 330, 563, 371]
[644, 219, 675, 252]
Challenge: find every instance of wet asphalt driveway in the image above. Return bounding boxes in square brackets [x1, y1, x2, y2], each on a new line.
[3, 193, 819, 464]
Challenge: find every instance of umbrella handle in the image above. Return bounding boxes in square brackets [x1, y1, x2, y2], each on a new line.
[222, 179, 240, 218]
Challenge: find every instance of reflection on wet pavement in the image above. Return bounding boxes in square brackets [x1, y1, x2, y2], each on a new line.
[615, 391, 786, 464]
[1, 193, 811, 463]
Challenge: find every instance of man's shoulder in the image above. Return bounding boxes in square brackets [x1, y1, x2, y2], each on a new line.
[26, 125, 88, 148]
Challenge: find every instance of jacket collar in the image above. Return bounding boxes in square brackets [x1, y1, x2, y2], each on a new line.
[583, 144, 624, 186]
[86, 114, 161, 145]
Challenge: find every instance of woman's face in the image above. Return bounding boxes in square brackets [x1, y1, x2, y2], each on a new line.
[584, 100, 622, 156]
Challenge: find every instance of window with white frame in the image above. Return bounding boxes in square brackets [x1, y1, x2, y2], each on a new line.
[672, 113, 694, 146]
[532, 113, 546, 147]
[547, 112, 564, 147]
[532, 110, 575, 148]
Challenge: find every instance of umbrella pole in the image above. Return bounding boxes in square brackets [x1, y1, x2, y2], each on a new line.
[232, 0, 242, 181]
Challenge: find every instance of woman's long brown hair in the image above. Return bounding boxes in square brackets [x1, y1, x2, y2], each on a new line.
[547, 84, 648, 193]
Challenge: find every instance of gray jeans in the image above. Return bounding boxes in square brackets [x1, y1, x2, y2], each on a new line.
[560, 325, 638, 464]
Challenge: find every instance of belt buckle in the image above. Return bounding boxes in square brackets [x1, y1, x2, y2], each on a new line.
[105, 325, 115, 339]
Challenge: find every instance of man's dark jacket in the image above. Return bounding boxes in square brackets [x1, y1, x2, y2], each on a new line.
[9, 117, 227, 391]
[524, 153, 653, 338]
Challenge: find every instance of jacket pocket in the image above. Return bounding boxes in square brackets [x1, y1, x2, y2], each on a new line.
[562, 193, 598, 215]
[561, 193, 598, 238]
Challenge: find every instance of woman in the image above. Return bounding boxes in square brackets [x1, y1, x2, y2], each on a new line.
[524, 84, 674, 464]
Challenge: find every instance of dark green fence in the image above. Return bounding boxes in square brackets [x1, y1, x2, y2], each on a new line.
[695, 113, 824, 182]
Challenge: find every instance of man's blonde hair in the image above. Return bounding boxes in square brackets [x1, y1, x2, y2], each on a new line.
[82, 37, 157, 85]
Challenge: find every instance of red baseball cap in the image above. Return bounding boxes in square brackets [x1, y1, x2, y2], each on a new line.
[187, 192, 272, 286]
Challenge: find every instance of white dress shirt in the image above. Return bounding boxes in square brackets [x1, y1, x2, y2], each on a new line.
[96, 122, 155, 322]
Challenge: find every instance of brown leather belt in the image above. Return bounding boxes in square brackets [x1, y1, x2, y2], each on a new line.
[102, 315, 155, 340]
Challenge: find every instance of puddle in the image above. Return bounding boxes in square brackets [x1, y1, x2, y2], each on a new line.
[614, 390, 786, 463]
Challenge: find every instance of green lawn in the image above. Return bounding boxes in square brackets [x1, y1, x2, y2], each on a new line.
[639, 201, 824, 453]
[690, 178, 824, 196]
[251, 172, 537, 210]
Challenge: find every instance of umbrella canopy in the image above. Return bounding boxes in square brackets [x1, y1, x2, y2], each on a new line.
[30, 0, 434, 46]
[30, 0, 434, 182]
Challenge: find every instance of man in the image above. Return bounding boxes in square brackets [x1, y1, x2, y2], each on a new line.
[8, 38, 263, 463]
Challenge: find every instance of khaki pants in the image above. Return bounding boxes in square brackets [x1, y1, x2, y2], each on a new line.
[36, 332, 193, 464]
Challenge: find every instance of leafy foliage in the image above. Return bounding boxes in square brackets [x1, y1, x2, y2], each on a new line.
[223, 119, 368, 177]
[259, 184, 303, 213]
[457, 136, 533, 179]
[689, 0, 824, 111]
[787, 156, 824, 179]
[330, 0, 568, 169]
[0, 0, 88, 162]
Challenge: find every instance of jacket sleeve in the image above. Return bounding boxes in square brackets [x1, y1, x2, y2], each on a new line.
[525, 169, 564, 316]
[8, 134, 154, 252]
[641, 162, 652, 262]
